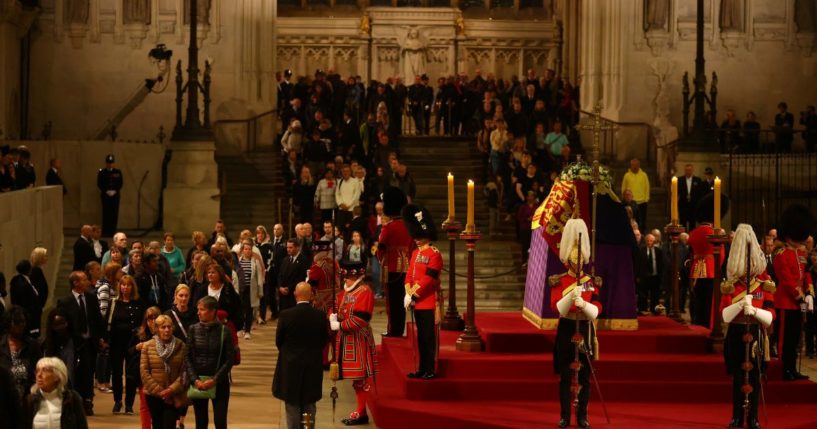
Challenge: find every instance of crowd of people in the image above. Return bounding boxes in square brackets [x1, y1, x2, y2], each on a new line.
[717, 102, 817, 153]
[0, 144, 67, 194]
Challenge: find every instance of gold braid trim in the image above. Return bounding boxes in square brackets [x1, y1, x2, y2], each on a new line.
[548, 272, 567, 287]
[761, 280, 776, 293]
[721, 278, 737, 295]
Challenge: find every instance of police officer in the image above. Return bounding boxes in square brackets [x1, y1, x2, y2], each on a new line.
[97, 154, 123, 237]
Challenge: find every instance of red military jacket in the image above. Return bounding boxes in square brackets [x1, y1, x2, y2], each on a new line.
[549, 271, 603, 317]
[688, 223, 723, 279]
[377, 218, 414, 274]
[307, 258, 339, 313]
[719, 274, 776, 317]
[772, 245, 807, 310]
[333, 282, 377, 380]
[405, 244, 444, 310]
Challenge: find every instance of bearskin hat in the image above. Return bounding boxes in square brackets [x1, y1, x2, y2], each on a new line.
[779, 204, 815, 242]
[401, 204, 438, 242]
[339, 259, 366, 278]
[695, 191, 730, 224]
[382, 186, 408, 217]
[559, 218, 591, 266]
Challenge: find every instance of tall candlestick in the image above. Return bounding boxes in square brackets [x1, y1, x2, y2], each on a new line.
[713, 176, 721, 230]
[447, 172, 455, 221]
[466, 180, 475, 233]
[671, 176, 678, 224]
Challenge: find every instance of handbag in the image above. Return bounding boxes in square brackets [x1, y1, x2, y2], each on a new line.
[186, 325, 224, 400]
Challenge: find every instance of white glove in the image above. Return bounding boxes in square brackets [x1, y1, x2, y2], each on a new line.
[743, 294, 753, 308]
[330, 319, 340, 331]
[806, 295, 814, 312]
[743, 305, 757, 317]
[105, 190, 116, 197]
[329, 313, 338, 324]
[403, 294, 413, 309]
[573, 286, 581, 300]
[573, 297, 586, 309]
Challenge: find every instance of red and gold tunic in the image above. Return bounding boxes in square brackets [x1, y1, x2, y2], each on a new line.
[719, 275, 776, 374]
[549, 271, 603, 317]
[307, 257, 339, 313]
[549, 271, 603, 372]
[377, 219, 414, 274]
[334, 282, 378, 380]
[405, 244, 443, 310]
[688, 223, 722, 279]
[772, 245, 806, 310]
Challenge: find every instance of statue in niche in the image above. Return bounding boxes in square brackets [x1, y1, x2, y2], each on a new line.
[184, 0, 211, 25]
[795, 0, 816, 33]
[644, 0, 669, 31]
[396, 26, 429, 80]
[359, 13, 371, 35]
[719, 0, 743, 31]
[124, 0, 151, 25]
[64, 0, 89, 25]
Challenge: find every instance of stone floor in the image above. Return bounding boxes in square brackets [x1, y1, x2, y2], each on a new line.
[87, 302, 390, 429]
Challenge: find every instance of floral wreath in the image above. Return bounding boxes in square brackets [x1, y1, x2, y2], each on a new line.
[559, 159, 613, 186]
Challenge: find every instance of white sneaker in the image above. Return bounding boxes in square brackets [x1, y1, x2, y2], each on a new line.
[244, 332, 251, 340]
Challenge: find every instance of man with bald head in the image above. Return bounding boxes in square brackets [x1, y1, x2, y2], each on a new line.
[73, 225, 96, 270]
[273, 282, 328, 429]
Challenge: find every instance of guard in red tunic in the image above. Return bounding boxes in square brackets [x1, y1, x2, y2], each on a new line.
[688, 192, 729, 329]
[376, 186, 415, 337]
[720, 224, 775, 429]
[329, 260, 377, 426]
[307, 240, 339, 366]
[402, 204, 443, 380]
[772, 204, 814, 381]
[549, 218, 601, 429]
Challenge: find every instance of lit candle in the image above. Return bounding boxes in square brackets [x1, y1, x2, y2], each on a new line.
[671, 177, 678, 224]
[713, 176, 721, 230]
[466, 179, 475, 233]
[447, 172, 455, 221]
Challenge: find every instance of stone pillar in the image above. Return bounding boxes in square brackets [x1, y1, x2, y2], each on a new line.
[579, 0, 602, 112]
[163, 140, 220, 234]
[559, 0, 581, 82]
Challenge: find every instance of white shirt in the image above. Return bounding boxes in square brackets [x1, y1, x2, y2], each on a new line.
[93, 240, 103, 258]
[208, 285, 222, 301]
[32, 389, 62, 429]
[685, 176, 693, 200]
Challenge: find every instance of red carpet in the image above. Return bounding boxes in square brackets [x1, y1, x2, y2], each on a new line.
[368, 313, 817, 428]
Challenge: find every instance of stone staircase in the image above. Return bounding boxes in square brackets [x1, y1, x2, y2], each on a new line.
[217, 147, 291, 235]
[400, 136, 526, 311]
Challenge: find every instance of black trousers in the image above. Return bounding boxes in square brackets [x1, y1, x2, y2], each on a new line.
[259, 270, 278, 320]
[692, 279, 714, 328]
[192, 379, 230, 429]
[240, 285, 254, 333]
[414, 309, 436, 374]
[805, 311, 816, 356]
[146, 394, 178, 429]
[726, 323, 761, 425]
[386, 272, 407, 336]
[109, 340, 137, 406]
[638, 275, 661, 313]
[101, 193, 120, 237]
[559, 361, 590, 421]
[779, 309, 803, 374]
[75, 340, 96, 402]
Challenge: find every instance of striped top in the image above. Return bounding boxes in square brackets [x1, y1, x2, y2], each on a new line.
[239, 258, 252, 288]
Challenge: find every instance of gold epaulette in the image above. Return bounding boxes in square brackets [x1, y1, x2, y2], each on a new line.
[772, 246, 785, 257]
[430, 246, 440, 254]
[593, 276, 603, 288]
[548, 272, 567, 287]
[760, 279, 776, 293]
[721, 278, 737, 295]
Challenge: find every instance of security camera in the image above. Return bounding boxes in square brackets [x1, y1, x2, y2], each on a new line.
[148, 44, 173, 62]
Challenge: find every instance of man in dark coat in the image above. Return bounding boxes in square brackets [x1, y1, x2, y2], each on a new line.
[97, 154, 123, 237]
[273, 282, 328, 429]
[277, 239, 310, 311]
[677, 164, 705, 231]
[56, 270, 107, 415]
[45, 158, 67, 195]
[73, 225, 96, 271]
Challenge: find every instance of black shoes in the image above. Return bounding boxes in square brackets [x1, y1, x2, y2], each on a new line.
[83, 400, 94, 416]
[557, 418, 569, 428]
[577, 418, 591, 429]
[112, 402, 122, 414]
[783, 370, 809, 381]
[726, 418, 742, 428]
[125, 406, 134, 415]
[748, 419, 761, 429]
[341, 413, 369, 426]
[407, 371, 437, 380]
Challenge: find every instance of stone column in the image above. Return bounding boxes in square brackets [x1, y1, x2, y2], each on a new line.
[163, 140, 221, 234]
[579, 0, 602, 112]
[559, 0, 581, 82]
[0, 4, 22, 138]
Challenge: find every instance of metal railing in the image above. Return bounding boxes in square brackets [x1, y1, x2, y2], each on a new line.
[576, 109, 656, 166]
[212, 109, 278, 153]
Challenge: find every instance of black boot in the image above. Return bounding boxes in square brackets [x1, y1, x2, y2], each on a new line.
[726, 418, 743, 428]
[341, 413, 369, 426]
[557, 418, 569, 428]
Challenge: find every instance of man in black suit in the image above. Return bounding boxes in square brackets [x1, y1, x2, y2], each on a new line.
[273, 282, 328, 429]
[56, 271, 107, 415]
[45, 158, 67, 195]
[638, 233, 665, 315]
[73, 225, 96, 271]
[677, 164, 705, 231]
[90, 225, 109, 264]
[264, 224, 288, 320]
[277, 239, 309, 311]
